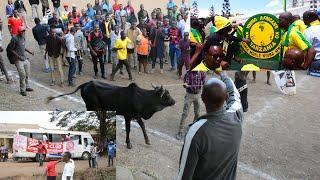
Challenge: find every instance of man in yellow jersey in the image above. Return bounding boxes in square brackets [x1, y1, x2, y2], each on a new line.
[279, 12, 316, 70]
[292, 15, 307, 33]
[110, 31, 133, 81]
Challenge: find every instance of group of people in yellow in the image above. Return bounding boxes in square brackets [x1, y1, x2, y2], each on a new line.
[189, 10, 320, 73]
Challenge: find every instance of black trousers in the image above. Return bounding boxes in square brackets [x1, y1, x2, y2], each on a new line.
[112, 60, 132, 79]
[235, 71, 248, 112]
[92, 53, 105, 76]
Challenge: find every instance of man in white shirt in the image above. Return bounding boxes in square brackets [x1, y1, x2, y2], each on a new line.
[303, 10, 320, 75]
[62, 152, 75, 180]
[64, 27, 78, 86]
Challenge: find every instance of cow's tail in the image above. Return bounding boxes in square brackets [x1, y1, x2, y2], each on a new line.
[46, 83, 88, 104]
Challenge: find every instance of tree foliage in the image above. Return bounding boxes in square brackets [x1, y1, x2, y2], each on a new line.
[191, 1, 199, 18]
[48, 111, 116, 141]
[210, 5, 215, 17]
[222, 0, 231, 18]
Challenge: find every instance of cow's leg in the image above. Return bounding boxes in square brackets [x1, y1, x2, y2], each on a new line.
[137, 118, 150, 145]
[125, 118, 132, 149]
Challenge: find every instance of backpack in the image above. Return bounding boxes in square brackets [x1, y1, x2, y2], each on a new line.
[6, 38, 17, 64]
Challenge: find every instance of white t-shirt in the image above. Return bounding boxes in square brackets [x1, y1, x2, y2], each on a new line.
[42, 135, 48, 142]
[62, 159, 75, 180]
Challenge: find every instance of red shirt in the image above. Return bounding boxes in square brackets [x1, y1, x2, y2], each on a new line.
[113, 4, 120, 13]
[71, 16, 80, 24]
[38, 144, 47, 154]
[169, 28, 181, 45]
[46, 161, 58, 177]
[8, 16, 23, 36]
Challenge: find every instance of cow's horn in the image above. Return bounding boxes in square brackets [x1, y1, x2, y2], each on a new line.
[151, 83, 157, 89]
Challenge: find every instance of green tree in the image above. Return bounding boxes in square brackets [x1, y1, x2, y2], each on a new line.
[210, 5, 215, 17]
[49, 111, 116, 142]
[222, 0, 231, 18]
[191, 0, 199, 18]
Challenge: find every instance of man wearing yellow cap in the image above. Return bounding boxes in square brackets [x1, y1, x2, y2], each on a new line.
[279, 12, 316, 70]
[191, 16, 249, 71]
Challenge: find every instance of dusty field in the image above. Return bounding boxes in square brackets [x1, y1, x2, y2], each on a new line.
[0, 1, 319, 180]
[116, 72, 320, 180]
[0, 157, 116, 179]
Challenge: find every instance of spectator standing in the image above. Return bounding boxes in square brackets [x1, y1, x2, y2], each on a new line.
[52, 0, 61, 18]
[86, 3, 95, 20]
[150, 21, 165, 74]
[29, 0, 40, 19]
[136, 27, 150, 74]
[64, 27, 77, 86]
[115, 4, 126, 25]
[40, 0, 49, 17]
[90, 143, 97, 168]
[6, 0, 15, 18]
[32, 17, 50, 73]
[93, 0, 103, 14]
[101, 0, 112, 15]
[14, 0, 28, 27]
[101, 14, 113, 63]
[126, 21, 141, 69]
[178, 32, 190, 78]
[137, 4, 149, 22]
[176, 70, 206, 140]
[88, 24, 106, 79]
[74, 23, 86, 75]
[168, 20, 181, 71]
[110, 25, 121, 73]
[163, 18, 170, 64]
[107, 140, 116, 167]
[112, 0, 120, 13]
[0, 18, 12, 84]
[9, 26, 34, 96]
[110, 31, 133, 81]
[167, 0, 176, 10]
[61, 4, 70, 25]
[124, 0, 136, 23]
[62, 152, 75, 180]
[43, 157, 61, 180]
[46, 28, 64, 87]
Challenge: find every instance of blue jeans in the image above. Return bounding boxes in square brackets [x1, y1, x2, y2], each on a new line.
[169, 44, 181, 69]
[66, 57, 76, 85]
[91, 157, 97, 168]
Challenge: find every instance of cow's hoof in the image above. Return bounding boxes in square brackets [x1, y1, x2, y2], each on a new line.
[127, 144, 132, 149]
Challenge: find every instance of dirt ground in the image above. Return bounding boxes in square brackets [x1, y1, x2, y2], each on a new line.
[0, 0, 319, 180]
[0, 157, 116, 179]
[116, 72, 320, 180]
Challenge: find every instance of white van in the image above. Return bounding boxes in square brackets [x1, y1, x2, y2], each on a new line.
[13, 128, 94, 161]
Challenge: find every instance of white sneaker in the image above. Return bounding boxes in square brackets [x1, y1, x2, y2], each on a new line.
[160, 69, 164, 74]
[150, 69, 155, 74]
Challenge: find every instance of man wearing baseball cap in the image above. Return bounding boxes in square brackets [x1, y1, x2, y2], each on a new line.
[9, 26, 35, 96]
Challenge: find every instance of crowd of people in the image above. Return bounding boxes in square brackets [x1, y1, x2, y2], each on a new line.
[0, 0, 190, 96]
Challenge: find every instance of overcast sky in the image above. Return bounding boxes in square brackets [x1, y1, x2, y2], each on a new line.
[0, 111, 63, 129]
[196, 0, 286, 17]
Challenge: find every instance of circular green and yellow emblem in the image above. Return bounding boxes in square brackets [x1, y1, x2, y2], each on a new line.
[241, 13, 281, 59]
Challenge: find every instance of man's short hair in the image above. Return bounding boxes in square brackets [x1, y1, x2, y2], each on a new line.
[34, 17, 41, 24]
[64, 152, 71, 159]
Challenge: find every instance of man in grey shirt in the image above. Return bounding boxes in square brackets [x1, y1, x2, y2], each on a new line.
[10, 26, 34, 96]
[177, 71, 243, 180]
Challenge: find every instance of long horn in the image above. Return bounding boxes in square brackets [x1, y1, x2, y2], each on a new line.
[151, 83, 157, 89]
[160, 85, 165, 97]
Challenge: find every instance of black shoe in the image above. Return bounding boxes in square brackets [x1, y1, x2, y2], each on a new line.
[26, 88, 34, 92]
[20, 91, 27, 96]
[120, 71, 124, 75]
[108, 61, 111, 64]
[102, 75, 106, 79]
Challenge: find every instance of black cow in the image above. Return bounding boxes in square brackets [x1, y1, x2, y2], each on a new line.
[47, 81, 175, 149]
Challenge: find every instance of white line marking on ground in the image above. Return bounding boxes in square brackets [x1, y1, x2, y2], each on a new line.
[116, 116, 277, 180]
[9, 71, 85, 105]
[238, 162, 277, 180]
